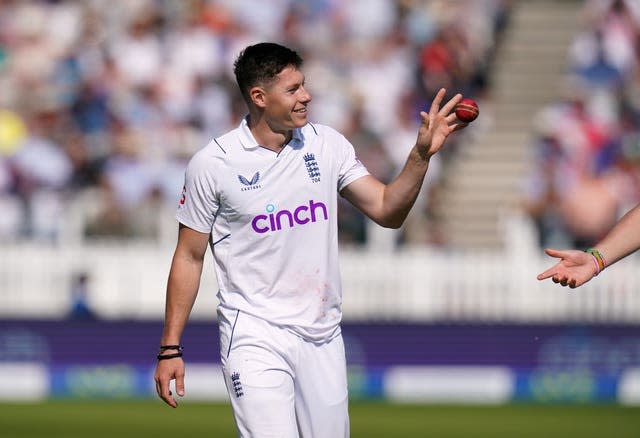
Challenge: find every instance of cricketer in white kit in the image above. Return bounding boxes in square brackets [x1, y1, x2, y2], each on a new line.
[179, 119, 367, 436]
[154, 42, 467, 438]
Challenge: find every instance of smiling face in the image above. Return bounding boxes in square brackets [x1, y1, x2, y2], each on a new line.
[251, 66, 312, 132]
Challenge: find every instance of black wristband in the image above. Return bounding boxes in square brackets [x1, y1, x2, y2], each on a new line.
[157, 345, 183, 360]
[157, 352, 183, 360]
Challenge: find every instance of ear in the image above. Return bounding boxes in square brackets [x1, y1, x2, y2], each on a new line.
[249, 86, 267, 109]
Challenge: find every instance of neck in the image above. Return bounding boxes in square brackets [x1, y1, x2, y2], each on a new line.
[247, 114, 292, 152]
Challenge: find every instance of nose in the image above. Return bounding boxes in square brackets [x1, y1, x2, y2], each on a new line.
[299, 86, 312, 103]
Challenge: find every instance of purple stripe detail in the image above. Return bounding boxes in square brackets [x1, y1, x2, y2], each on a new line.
[212, 234, 230, 246]
[227, 310, 240, 358]
[214, 138, 226, 154]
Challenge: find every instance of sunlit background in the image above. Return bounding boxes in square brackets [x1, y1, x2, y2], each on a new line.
[1, 0, 640, 433]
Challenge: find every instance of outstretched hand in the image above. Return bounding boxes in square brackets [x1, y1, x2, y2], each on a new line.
[536, 248, 599, 288]
[416, 88, 467, 159]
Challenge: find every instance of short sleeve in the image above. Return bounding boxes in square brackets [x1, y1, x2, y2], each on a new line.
[337, 135, 370, 192]
[175, 153, 219, 233]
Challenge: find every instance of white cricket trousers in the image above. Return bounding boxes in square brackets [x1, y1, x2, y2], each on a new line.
[218, 307, 349, 438]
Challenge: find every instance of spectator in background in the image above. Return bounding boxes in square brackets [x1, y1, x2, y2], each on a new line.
[68, 271, 97, 320]
[523, 0, 640, 249]
[0, 0, 510, 245]
[108, 13, 163, 90]
[10, 109, 73, 241]
[0, 109, 27, 240]
[522, 82, 621, 249]
[577, 0, 640, 79]
[340, 99, 396, 246]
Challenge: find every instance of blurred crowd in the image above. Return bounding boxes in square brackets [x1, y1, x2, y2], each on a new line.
[0, 0, 509, 245]
[522, 0, 640, 249]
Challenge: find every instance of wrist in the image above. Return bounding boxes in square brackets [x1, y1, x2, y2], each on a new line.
[585, 248, 607, 276]
[588, 254, 600, 276]
[417, 145, 432, 161]
[410, 146, 431, 167]
[157, 344, 183, 360]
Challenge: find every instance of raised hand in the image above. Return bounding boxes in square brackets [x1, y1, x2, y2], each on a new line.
[416, 88, 467, 159]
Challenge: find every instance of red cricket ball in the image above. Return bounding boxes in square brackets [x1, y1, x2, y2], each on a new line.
[455, 98, 479, 123]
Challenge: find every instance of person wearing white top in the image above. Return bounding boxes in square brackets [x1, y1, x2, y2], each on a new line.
[154, 42, 467, 437]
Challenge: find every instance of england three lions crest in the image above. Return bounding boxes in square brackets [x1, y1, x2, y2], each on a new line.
[303, 153, 320, 183]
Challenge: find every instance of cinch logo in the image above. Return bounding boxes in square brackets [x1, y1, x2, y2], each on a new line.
[251, 200, 328, 234]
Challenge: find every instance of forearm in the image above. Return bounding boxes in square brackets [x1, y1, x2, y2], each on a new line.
[380, 145, 430, 227]
[160, 254, 204, 346]
[596, 204, 640, 267]
[342, 145, 431, 228]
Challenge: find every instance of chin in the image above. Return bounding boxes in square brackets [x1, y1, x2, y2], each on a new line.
[292, 115, 308, 127]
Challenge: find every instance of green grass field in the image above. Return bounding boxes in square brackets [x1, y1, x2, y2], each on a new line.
[2, 400, 640, 438]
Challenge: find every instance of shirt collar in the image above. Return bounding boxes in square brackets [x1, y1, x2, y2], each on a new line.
[238, 116, 304, 151]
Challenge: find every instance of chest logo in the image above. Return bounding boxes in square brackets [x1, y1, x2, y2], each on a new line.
[251, 200, 328, 234]
[303, 153, 321, 183]
[238, 172, 261, 191]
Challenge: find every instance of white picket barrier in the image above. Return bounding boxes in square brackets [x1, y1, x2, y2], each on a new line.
[1, 241, 639, 322]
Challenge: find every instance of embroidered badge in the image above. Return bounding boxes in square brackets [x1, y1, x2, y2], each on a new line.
[303, 153, 320, 183]
[231, 372, 244, 398]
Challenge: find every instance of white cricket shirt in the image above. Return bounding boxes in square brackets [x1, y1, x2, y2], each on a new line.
[176, 117, 369, 342]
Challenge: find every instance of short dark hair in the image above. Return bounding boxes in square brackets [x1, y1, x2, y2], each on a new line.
[233, 42, 303, 103]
